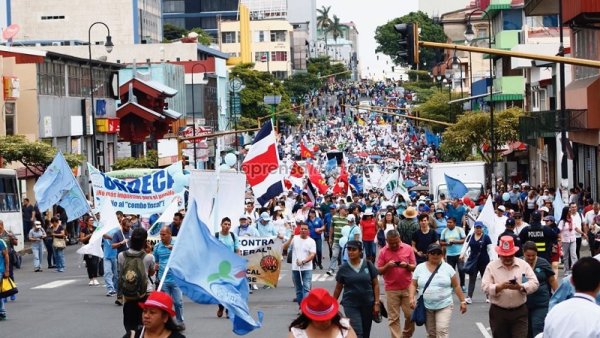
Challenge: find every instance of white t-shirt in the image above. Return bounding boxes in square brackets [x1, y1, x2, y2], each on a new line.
[291, 236, 316, 271]
[571, 212, 583, 238]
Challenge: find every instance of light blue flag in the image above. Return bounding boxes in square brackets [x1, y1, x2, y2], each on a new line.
[168, 199, 263, 335]
[444, 174, 469, 199]
[325, 158, 337, 172]
[553, 189, 565, 221]
[34, 152, 89, 221]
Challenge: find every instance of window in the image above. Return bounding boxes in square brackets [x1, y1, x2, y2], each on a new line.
[270, 30, 286, 42]
[0, 173, 20, 212]
[502, 9, 523, 31]
[271, 51, 287, 61]
[255, 51, 269, 62]
[41, 15, 65, 20]
[38, 61, 65, 96]
[573, 29, 600, 80]
[259, 30, 265, 42]
[162, 0, 184, 13]
[272, 71, 287, 79]
[4, 102, 15, 136]
[68, 64, 82, 96]
[221, 31, 237, 44]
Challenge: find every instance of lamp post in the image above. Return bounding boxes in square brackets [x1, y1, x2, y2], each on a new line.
[465, 9, 495, 194]
[448, 51, 464, 99]
[88, 22, 114, 168]
[190, 63, 207, 168]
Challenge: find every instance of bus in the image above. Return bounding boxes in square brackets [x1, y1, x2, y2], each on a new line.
[0, 169, 23, 252]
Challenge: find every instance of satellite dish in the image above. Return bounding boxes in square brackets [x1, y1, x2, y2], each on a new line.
[2, 24, 20, 40]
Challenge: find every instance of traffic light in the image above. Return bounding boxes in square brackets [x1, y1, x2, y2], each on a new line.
[394, 22, 419, 67]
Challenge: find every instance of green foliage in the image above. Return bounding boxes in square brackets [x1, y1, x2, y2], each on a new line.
[162, 24, 212, 45]
[415, 91, 463, 132]
[406, 70, 431, 82]
[284, 72, 321, 101]
[111, 150, 158, 170]
[375, 11, 447, 69]
[307, 56, 349, 80]
[230, 64, 297, 128]
[0, 135, 85, 176]
[329, 15, 343, 42]
[440, 107, 524, 162]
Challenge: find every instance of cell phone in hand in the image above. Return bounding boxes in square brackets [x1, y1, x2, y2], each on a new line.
[509, 277, 517, 284]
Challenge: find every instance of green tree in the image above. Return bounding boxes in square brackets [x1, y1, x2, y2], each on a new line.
[0, 135, 85, 176]
[415, 91, 464, 131]
[307, 56, 349, 80]
[163, 23, 187, 41]
[317, 6, 333, 46]
[375, 11, 446, 69]
[284, 72, 321, 101]
[229, 64, 298, 129]
[111, 150, 158, 170]
[440, 107, 524, 162]
[328, 15, 344, 42]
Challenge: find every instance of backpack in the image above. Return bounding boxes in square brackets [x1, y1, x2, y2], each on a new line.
[119, 251, 147, 300]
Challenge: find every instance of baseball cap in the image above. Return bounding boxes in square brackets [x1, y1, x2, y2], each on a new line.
[474, 221, 484, 228]
[505, 218, 516, 227]
[497, 205, 506, 212]
[427, 243, 443, 254]
[543, 215, 555, 222]
[346, 214, 356, 222]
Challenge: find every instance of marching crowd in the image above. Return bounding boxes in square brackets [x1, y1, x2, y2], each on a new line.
[2, 80, 600, 338]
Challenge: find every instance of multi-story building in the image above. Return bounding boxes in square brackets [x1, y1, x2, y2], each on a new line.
[219, 19, 293, 78]
[419, 0, 471, 20]
[6, 0, 162, 44]
[162, 0, 238, 38]
[287, 0, 317, 41]
[524, 0, 600, 197]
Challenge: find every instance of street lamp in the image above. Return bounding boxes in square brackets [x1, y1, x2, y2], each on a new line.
[88, 21, 114, 168]
[190, 63, 208, 167]
[447, 51, 464, 99]
[465, 9, 496, 194]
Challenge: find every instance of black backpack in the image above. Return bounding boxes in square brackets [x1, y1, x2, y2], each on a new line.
[215, 232, 236, 249]
[119, 251, 147, 300]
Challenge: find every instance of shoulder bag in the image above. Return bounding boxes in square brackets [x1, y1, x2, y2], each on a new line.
[411, 263, 442, 326]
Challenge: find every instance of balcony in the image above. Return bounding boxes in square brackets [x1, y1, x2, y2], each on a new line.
[519, 109, 588, 146]
[562, 0, 600, 25]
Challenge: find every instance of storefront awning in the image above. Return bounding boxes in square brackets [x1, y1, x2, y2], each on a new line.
[484, 93, 524, 102]
[448, 91, 502, 104]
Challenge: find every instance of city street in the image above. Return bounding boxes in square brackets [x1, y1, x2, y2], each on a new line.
[2, 245, 493, 337]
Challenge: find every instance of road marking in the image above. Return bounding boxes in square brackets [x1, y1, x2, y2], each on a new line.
[312, 274, 334, 282]
[476, 322, 492, 338]
[32, 279, 78, 289]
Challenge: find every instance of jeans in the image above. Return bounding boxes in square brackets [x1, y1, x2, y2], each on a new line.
[0, 291, 5, 316]
[386, 289, 415, 338]
[446, 255, 465, 287]
[527, 305, 548, 338]
[363, 241, 376, 261]
[292, 270, 312, 305]
[103, 257, 118, 293]
[344, 305, 374, 338]
[312, 237, 322, 267]
[328, 243, 341, 272]
[43, 237, 54, 267]
[162, 281, 184, 323]
[31, 242, 43, 270]
[425, 304, 453, 338]
[562, 241, 577, 273]
[53, 248, 65, 271]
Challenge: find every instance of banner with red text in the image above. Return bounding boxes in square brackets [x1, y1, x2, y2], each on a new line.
[239, 236, 283, 288]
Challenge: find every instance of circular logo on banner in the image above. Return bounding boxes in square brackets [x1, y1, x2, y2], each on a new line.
[260, 255, 279, 272]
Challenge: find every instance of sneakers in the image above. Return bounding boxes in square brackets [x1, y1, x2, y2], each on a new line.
[486, 298, 490, 303]
[106, 291, 116, 297]
[217, 307, 224, 318]
[0, 312, 6, 320]
[464, 297, 472, 304]
[461, 286, 467, 293]
[326, 269, 334, 276]
[93, 279, 100, 286]
[88, 280, 94, 286]
[115, 297, 123, 306]
[176, 323, 186, 331]
[252, 284, 259, 290]
[34, 268, 42, 272]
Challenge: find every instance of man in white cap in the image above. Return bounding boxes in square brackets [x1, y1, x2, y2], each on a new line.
[233, 215, 259, 237]
[493, 205, 508, 240]
[256, 212, 278, 237]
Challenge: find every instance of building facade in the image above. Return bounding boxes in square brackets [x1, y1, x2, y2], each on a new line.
[7, 0, 162, 44]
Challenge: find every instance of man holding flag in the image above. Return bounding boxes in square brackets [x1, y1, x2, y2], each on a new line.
[154, 226, 185, 330]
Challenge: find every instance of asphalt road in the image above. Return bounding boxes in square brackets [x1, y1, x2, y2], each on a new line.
[3, 245, 494, 338]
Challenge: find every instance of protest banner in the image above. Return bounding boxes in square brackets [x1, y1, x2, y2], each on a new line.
[88, 162, 185, 215]
[239, 236, 282, 288]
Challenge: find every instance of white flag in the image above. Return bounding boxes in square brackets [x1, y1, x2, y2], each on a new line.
[77, 201, 120, 258]
[148, 197, 181, 237]
[383, 170, 400, 200]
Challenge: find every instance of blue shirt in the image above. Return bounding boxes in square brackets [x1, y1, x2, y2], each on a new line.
[112, 228, 132, 254]
[256, 221, 277, 237]
[440, 227, 466, 256]
[154, 239, 176, 283]
[446, 205, 467, 225]
[434, 218, 447, 235]
[307, 217, 324, 239]
[102, 228, 118, 259]
[0, 238, 6, 273]
[413, 262, 456, 310]
[216, 231, 239, 252]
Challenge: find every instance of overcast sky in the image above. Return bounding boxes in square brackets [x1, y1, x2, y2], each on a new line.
[316, 0, 418, 79]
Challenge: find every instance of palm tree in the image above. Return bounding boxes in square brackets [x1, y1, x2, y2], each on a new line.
[328, 15, 344, 43]
[316, 6, 332, 49]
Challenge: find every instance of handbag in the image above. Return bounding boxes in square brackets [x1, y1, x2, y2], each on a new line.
[53, 237, 66, 249]
[0, 276, 18, 298]
[411, 263, 442, 326]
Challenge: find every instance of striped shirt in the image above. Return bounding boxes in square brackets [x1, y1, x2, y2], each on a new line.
[331, 215, 346, 244]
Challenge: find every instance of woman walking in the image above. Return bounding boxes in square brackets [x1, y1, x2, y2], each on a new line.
[410, 243, 467, 337]
[333, 240, 380, 338]
[28, 221, 46, 272]
[557, 206, 579, 275]
[522, 241, 558, 338]
[50, 217, 66, 272]
[80, 215, 100, 285]
[43, 219, 55, 269]
[460, 221, 492, 304]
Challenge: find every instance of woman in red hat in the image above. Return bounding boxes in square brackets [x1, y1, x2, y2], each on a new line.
[288, 288, 357, 338]
[137, 291, 186, 338]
